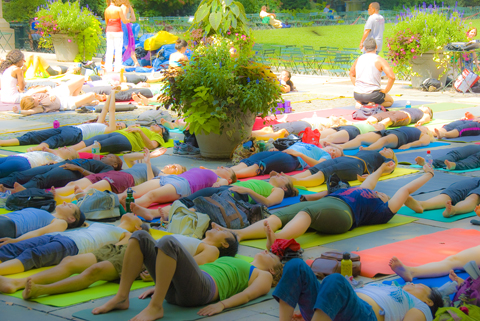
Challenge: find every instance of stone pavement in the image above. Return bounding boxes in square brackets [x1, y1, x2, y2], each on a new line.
[1, 53, 480, 320]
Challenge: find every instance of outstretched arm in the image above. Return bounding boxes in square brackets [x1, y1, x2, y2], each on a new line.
[415, 114, 431, 127]
[388, 164, 434, 213]
[229, 186, 284, 207]
[0, 220, 67, 247]
[360, 161, 395, 190]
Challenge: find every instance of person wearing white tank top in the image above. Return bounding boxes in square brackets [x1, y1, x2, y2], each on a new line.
[350, 38, 395, 107]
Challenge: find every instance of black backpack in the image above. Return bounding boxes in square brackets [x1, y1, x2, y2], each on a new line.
[6, 188, 56, 212]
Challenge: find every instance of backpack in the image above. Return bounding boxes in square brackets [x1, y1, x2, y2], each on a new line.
[231, 137, 260, 164]
[193, 191, 250, 229]
[166, 201, 210, 239]
[273, 137, 302, 151]
[452, 266, 480, 308]
[299, 127, 321, 146]
[6, 188, 56, 212]
[77, 189, 121, 222]
[352, 106, 387, 120]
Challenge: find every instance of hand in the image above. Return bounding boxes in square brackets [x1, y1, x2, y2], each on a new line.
[49, 95, 57, 102]
[423, 163, 435, 177]
[282, 149, 300, 156]
[197, 302, 225, 316]
[0, 237, 15, 247]
[59, 163, 82, 171]
[359, 43, 363, 50]
[139, 270, 153, 282]
[138, 288, 155, 299]
[397, 144, 410, 150]
[415, 121, 422, 127]
[382, 161, 395, 173]
[357, 174, 368, 182]
[379, 89, 387, 94]
[229, 185, 250, 194]
[142, 147, 151, 163]
[126, 127, 141, 133]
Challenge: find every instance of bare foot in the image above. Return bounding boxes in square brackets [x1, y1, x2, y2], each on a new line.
[13, 182, 26, 193]
[131, 203, 157, 221]
[434, 128, 443, 139]
[415, 156, 426, 166]
[137, 93, 150, 106]
[132, 93, 143, 105]
[389, 256, 414, 282]
[22, 278, 42, 299]
[73, 185, 86, 200]
[158, 206, 170, 221]
[449, 269, 465, 285]
[150, 148, 167, 158]
[443, 200, 456, 218]
[92, 294, 129, 315]
[404, 196, 424, 213]
[130, 303, 164, 321]
[264, 221, 276, 251]
[476, 205, 480, 217]
[445, 160, 456, 170]
[359, 146, 365, 151]
[0, 184, 12, 193]
[119, 193, 127, 210]
[27, 143, 47, 152]
[0, 275, 22, 294]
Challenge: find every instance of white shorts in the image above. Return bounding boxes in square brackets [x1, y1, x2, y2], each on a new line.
[50, 85, 76, 110]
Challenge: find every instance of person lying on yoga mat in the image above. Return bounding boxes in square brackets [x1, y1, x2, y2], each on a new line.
[288, 148, 397, 187]
[404, 177, 480, 218]
[336, 126, 435, 151]
[0, 93, 126, 150]
[0, 213, 144, 276]
[415, 145, 480, 171]
[318, 122, 385, 146]
[276, 258, 443, 321]
[0, 224, 238, 299]
[132, 174, 299, 221]
[230, 142, 343, 179]
[0, 155, 122, 191]
[218, 162, 434, 244]
[389, 245, 480, 282]
[0, 147, 79, 179]
[91, 233, 282, 319]
[71, 122, 170, 154]
[434, 120, 480, 139]
[0, 204, 85, 245]
[367, 106, 433, 128]
[117, 167, 237, 217]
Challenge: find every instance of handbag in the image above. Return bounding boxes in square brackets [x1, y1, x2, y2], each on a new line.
[77, 189, 120, 221]
[167, 201, 210, 239]
[299, 127, 321, 146]
[310, 251, 361, 279]
[454, 69, 480, 93]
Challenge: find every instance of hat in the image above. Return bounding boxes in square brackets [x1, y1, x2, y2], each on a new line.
[75, 210, 86, 228]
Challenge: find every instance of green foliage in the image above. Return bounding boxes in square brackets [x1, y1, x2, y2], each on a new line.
[235, 0, 281, 14]
[280, 0, 313, 11]
[4, 0, 47, 22]
[35, 1, 103, 62]
[161, 39, 281, 137]
[190, 0, 250, 37]
[79, 0, 107, 16]
[387, 10, 466, 77]
[130, 0, 200, 17]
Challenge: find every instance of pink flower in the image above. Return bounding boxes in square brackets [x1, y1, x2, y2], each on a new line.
[68, 39, 71, 43]
[34, 17, 38, 20]
[413, 55, 417, 59]
[227, 31, 231, 35]
[417, 45, 419, 48]
[53, 27, 56, 30]
[396, 53, 399, 56]
[411, 48, 415, 52]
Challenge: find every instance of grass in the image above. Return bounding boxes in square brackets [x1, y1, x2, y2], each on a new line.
[252, 18, 480, 52]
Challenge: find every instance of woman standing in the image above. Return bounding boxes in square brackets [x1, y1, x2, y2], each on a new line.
[120, 0, 140, 67]
[464, 27, 480, 71]
[104, 0, 130, 73]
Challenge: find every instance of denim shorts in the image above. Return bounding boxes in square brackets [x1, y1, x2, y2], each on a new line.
[159, 175, 192, 197]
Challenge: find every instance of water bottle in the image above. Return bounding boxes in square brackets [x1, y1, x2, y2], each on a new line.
[425, 150, 433, 166]
[53, 119, 60, 129]
[92, 140, 100, 161]
[406, 100, 411, 108]
[125, 187, 135, 213]
[341, 252, 353, 277]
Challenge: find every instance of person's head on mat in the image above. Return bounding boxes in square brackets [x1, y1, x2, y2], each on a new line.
[119, 213, 145, 231]
[216, 165, 237, 184]
[111, 121, 127, 130]
[150, 123, 170, 143]
[204, 224, 239, 257]
[161, 164, 187, 175]
[270, 173, 299, 197]
[363, 38, 377, 53]
[0, 49, 25, 74]
[20, 96, 39, 111]
[56, 146, 80, 160]
[54, 202, 86, 229]
[323, 144, 344, 158]
[254, 250, 283, 286]
[101, 154, 123, 171]
[403, 283, 443, 317]
[379, 147, 397, 168]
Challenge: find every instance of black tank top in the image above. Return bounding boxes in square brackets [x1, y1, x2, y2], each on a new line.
[356, 150, 387, 174]
[401, 108, 424, 123]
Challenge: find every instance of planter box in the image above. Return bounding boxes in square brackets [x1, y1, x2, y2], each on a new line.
[411, 51, 447, 88]
[51, 34, 78, 62]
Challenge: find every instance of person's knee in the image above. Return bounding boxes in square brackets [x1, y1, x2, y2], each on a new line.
[156, 235, 181, 253]
[83, 264, 105, 282]
[130, 230, 152, 247]
[283, 258, 309, 277]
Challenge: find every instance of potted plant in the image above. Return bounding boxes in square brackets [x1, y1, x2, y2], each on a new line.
[35, 1, 103, 62]
[160, 0, 282, 158]
[387, 3, 466, 88]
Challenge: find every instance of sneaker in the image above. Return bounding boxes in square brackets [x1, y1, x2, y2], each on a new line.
[177, 144, 200, 155]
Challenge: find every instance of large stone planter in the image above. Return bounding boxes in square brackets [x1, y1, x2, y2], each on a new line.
[411, 51, 447, 88]
[195, 111, 256, 159]
[51, 34, 78, 62]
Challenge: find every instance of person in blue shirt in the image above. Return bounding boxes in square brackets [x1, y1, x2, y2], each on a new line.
[229, 142, 343, 179]
[219, 162, 434, 247]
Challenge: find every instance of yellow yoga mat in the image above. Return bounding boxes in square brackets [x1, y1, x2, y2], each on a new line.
[0, 208, 11, 215]
[3, 228, 172, 307]
[240, 215, 417, 250]
[304, 167, 420, 193]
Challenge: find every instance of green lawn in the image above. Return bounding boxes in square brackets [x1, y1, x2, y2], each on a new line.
[252, 19, 480, 52]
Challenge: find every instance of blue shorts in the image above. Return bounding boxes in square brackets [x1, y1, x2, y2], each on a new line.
[159, 175, 192, 197]
[240, 151, 300, 174]
[441, 177, 480, 205]
[443, 120, 480, 137]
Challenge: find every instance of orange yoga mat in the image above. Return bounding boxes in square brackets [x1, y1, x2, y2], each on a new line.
[353, 228, 480, 278]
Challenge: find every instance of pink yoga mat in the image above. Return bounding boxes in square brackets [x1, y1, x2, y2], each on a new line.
[353, 228, 480, 277]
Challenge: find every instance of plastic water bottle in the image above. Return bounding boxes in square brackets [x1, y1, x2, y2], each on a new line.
[53, 119, 60, 129]
[92, 140, 101, 161]
[406, 100, 411, 108]
[425, 150, 433, 166]
[341, 252, 353, 277]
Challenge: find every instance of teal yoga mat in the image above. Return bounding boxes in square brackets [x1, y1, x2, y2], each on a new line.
[73, 289, 274, 321]
[397, 206, 476, 222]
[410, 164, 480, 173]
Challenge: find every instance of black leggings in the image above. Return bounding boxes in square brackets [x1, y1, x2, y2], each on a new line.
[0, 216, 16, 238]
[83, 132, 132, 153]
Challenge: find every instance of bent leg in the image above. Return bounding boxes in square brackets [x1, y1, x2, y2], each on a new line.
[362, 134, 397, 150]
[381, 93, 394, 107]
[134, 185, 179, 208]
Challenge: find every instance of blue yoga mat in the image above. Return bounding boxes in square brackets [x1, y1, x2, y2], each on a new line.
[343, 142, 451, 156]
[440, 135, 480, 143]
[396, 147, 455, 165]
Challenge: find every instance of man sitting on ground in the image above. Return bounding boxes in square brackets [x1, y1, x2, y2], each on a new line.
[351, 38, 395, 108]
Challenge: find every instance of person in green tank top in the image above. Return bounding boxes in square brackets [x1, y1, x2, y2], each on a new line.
[92, 234, 283, 320]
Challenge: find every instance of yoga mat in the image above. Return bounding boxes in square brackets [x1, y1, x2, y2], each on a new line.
[73, 289, 275, 321]
[396, 147, 456, 165]
[424, 102, 475, 112]
[410, 164, 480, 173]
[383, 272, 469, 289]
[268, 190, 317, 210]
[305, 167, 419, 193]
[397, 206, 477, 222]
[342, 142, 451, 156]
[353, 228, 480, 277]
[240, 215, 417, 250]
[0, 101, 15, 111]
[0, 208, 12, 215]
[239, 170, 305, 182]
[340, 100, 435, 110]
[439, 135, 480, 143]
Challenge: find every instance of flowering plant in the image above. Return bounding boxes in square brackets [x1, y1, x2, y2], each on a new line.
[35, 0, 103, 61]
[387, 3, 466, 77]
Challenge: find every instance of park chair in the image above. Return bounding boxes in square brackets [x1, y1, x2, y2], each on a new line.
[329, 56, 351, 77]
[290, 53, 307, 74]
[303, 45, 315, 55]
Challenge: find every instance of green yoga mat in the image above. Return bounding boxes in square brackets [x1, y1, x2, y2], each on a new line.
[0, 208, 11, 215]
[240, 215, 417, 250]
[73, 288, 275, 321]
[410, 164, 480, 174]
[397, 206, 476, 222]
[423, 102, 476, 112]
